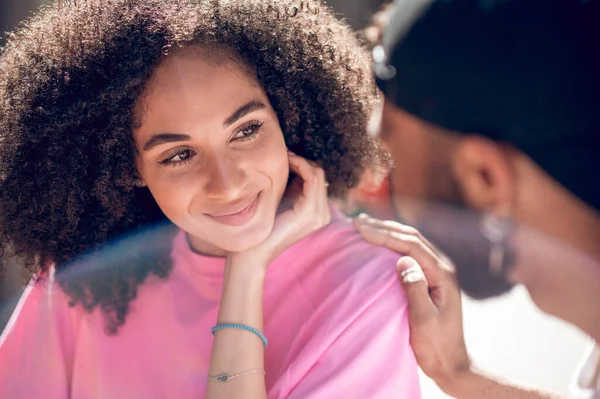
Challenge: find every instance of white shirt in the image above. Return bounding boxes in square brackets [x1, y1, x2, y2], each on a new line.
[572, 344, 600, 399]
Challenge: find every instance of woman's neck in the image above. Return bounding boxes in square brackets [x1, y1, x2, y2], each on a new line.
[186, 234, 228, 258]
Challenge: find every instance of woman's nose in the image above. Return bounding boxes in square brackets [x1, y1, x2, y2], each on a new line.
[201, 154, 246, 201]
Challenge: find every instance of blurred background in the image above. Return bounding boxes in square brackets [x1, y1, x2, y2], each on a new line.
[0, 0, 39, 333]
[0, 0, 589, 397]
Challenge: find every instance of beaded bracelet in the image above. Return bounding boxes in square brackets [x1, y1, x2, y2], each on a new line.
[211, 323, 268, 348]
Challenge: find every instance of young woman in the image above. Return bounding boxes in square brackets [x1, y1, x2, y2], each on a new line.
[0, 1, 420, 398]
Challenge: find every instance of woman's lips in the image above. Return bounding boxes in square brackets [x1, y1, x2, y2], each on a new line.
[206, 194, 260, 226]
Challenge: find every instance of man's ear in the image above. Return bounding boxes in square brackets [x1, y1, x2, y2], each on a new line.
[451, 135, 514, 215]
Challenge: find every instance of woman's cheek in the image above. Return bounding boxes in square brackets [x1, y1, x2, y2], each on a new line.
[247, 129, 289, 174]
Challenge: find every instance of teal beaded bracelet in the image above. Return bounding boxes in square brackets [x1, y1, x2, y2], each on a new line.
[211, 323, 268, 348]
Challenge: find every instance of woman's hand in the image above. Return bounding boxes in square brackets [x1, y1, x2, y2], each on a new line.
[352, 215, 472, 390]
[209, 153, 328, 399]
[231, 151, 331, 266]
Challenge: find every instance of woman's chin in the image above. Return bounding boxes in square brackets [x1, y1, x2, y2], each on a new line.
[219, 223, 274, 254]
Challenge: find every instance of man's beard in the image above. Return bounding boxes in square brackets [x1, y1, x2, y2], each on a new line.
[394, 198, 515, 299]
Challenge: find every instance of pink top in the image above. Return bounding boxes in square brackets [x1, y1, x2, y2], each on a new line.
[0, 211, 421, 398]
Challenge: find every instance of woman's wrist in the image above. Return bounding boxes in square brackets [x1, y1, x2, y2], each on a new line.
[217, 255, 267, 327]
[225, 254, 268, 283]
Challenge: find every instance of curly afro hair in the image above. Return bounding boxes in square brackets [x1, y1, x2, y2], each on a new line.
[0, 0, 383, 333]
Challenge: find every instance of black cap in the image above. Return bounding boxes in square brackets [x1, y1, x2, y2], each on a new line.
[376, 0, 600, 211]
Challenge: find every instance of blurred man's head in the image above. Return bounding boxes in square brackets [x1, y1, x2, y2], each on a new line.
[372, 0, 600, 331]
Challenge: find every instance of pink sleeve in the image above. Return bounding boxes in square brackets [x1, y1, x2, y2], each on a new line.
[284, 281, 421, 399]
[0, 277, 78, 398]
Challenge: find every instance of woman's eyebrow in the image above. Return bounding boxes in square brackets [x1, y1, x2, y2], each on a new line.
[142, 100, 266, 151]
[223, 100, 266, 128]
[142, 133, 192, 152]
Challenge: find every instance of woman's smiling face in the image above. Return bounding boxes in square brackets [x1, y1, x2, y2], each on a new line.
[134, 48, 289, 256]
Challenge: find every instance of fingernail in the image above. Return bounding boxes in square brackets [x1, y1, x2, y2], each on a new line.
[357, 213, 369, 221]
[287, 150, 296, 155]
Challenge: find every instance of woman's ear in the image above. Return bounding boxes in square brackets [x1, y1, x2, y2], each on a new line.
[451, 135, 514, 215]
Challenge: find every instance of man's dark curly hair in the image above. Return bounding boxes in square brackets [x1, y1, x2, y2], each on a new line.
[0, 0, 382, 333]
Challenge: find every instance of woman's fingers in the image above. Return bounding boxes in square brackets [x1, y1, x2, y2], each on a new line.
[288, 151, 317, 199]
[287, 151, 330, 226]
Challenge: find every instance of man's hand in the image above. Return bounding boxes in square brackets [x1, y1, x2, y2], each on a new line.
[352, 214, 471, 389]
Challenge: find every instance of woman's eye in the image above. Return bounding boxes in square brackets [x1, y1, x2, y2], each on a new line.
[232, 121, 264, 141]
[160, 149, 194, 166]
[171, 150, 191, 162]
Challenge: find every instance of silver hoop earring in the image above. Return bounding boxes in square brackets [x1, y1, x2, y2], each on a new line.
[480, 211, 514, 275]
